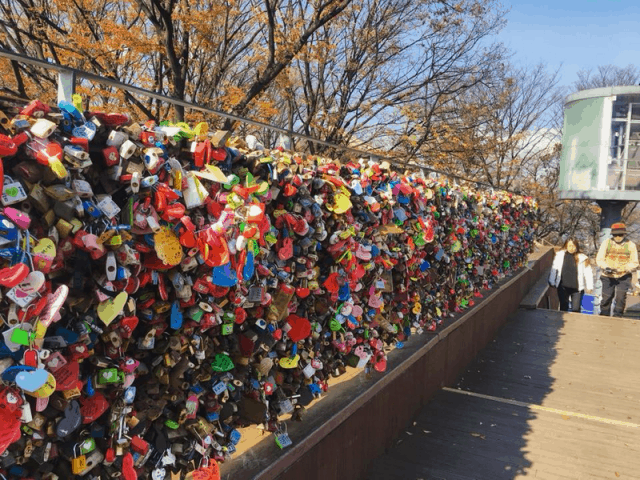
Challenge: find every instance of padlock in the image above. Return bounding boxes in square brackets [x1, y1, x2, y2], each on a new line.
[30, 119, 57, 138]
[102, 146, 120, 167]
[119, 139, 137, 159]
[144, 147, 164, 172]
[2, 176, 28, 206]
[64, 145, 91, 167]
[107, 130, 128, 147]
[96, 195, 121, 219]
[71, 444, 87, 474]
[274, 423, 293, 449]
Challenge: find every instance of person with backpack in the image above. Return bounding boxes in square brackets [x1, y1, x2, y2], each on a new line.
[549, 238, 594, 312]
[596, 222, 639, 317]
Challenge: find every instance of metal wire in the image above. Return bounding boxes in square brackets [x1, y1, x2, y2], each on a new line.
[0, 48, 525, 196]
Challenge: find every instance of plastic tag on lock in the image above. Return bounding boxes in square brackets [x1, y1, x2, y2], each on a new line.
[6, 285, 38, 308]
[302, 363, 316, 378]
[2, 177, 27, 206]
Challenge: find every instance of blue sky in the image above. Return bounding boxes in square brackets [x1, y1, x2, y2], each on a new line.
[497, 0, 640, 89]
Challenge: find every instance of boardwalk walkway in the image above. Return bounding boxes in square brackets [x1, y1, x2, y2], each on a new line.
[366, 309, 640, 479]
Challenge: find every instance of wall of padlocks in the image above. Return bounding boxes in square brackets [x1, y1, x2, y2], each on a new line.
[0, 98, 538, 479]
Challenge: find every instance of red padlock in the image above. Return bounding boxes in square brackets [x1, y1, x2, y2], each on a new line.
[193, 276, 212, 294]
[20, 100, 51, 118]
[87, 111, 130, 127]
[70, 136, 89, 152]
[9, 132, 29, 148]
[140, 130, 156, 147]
[193, 140, 209, 167]
[119, 316, 139, 338]
[161, 203, 185, 222]
[130, 435, 149, 455]
[68, 344, 91, 362]
[71, 229, 89, 249]
[102, 146, 120, 167]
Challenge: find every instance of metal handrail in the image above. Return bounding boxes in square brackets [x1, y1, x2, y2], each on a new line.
[0, 48, 526, 195]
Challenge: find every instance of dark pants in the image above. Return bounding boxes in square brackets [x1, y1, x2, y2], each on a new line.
[557, 284, 583, 312]
[600, 274, 632, 317]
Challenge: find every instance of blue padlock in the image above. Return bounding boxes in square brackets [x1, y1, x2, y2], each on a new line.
[55, 327, 80, 345]
[72, 121, 97, 141]
[82, 200, 102, 219]
[170, 301, 183, 330]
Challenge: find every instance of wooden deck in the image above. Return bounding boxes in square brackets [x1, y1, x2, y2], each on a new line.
[365, 309, 640, 480]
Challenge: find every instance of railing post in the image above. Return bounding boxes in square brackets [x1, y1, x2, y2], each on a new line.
[57, 71, 76, 104]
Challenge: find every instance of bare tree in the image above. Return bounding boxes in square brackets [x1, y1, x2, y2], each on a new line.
[415, 62, 562, 191]
[574, 65, 640, 91]
[266, 0, 509, 155]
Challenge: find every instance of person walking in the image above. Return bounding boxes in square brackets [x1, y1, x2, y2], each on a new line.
[596, 222, 639, 317]
[549, 238, 594, 312]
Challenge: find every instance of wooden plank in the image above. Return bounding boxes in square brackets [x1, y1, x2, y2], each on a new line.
[369, 392, 640, 479]
[366, 308, 640, 479]
[420, 395, 640, 445]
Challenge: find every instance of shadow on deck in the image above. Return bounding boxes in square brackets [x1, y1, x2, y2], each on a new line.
[365, 309, 640, 479]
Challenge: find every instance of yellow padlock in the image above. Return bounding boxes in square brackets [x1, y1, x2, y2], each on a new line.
[55, 218, 74, 238]
[72, 444, 87, 474]
[105, 234, 122, 247]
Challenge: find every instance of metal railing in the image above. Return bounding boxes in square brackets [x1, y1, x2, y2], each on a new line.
[0, 48, 524, 195]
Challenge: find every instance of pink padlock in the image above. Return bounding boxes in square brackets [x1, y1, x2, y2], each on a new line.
[83, 234, 107, 260]
[3, 207, 31, 229]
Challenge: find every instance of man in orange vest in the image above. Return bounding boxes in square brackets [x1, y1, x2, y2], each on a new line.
[596, 222, 639, 317]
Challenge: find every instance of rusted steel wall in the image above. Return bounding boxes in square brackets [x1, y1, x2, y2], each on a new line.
[251, 247, 554, 480]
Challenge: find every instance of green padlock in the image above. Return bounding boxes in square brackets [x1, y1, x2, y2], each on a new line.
[188, 306, 204, 323]
[164, 419, 179, 429]
[221, 324, 234, 336]
[211, 354, 234, 372]
[79, 438, 96, 454]
[329, 318, 343, 332]
[10, 328, 34, 346]
[97, 368, 124, 385]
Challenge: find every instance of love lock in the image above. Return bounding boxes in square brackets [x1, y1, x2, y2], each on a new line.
[0, 98, 539, 477]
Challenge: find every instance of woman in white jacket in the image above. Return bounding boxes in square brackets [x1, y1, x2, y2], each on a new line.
[549, 238, 594, 312]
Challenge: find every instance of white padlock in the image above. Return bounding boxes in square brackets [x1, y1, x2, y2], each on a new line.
[152, 130, 166, 144]
[1, 176, 28, 206]
[107, 130, 128, 148]
[130, 172, 141, 193]
[96, 195, 121, 219]
[106, 252, 117, 281]
[302, 363, 316, 378]
[19, 397, 33, 423]
[64, 145, 90, 162]
[72, 179, 94, 198]
[30, 119, 57, 138]
[119, 140, 137, 159]
[146, 215, 161, 233]
[144, 147, 164, 171]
